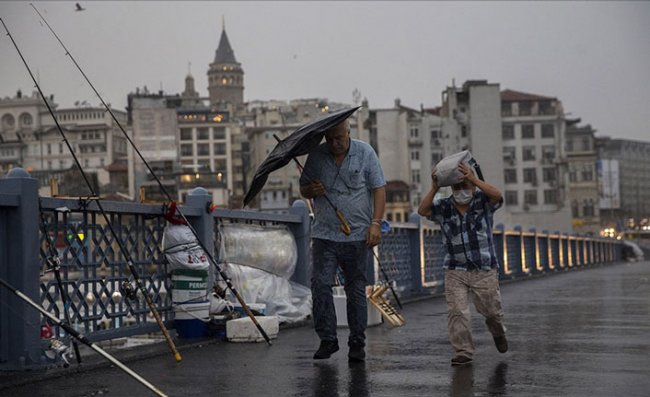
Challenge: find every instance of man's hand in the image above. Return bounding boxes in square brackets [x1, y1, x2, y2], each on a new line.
[458, 163, 479, 184]
[431, 167, 439, 190]
[306, 180, 326, 198]
[366, 223, 381, 247]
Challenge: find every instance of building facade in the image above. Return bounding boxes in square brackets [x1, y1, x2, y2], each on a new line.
[1, 90, 128, 196]
[565, 121, 600, 235]
[596, 137, 650, 233]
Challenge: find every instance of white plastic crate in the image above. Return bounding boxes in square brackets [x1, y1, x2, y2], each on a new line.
[333, 286, 382, 327]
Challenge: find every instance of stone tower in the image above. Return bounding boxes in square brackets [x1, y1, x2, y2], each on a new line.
[207, 19, 244, 110]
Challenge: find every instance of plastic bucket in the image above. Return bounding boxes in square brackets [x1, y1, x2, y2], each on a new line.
[171, 268, 208, 304]
[174, 301, 210, 338]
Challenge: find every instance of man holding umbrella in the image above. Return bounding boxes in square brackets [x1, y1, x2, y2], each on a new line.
[300, 119, 386, 362]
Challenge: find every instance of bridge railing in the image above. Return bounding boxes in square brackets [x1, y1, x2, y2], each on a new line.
[0, 170, 622, 369]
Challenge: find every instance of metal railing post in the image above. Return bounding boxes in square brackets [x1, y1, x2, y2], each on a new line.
[408, 213, 424, 294]
[0, 168, 43, 369]
[185, 187, 215, 286]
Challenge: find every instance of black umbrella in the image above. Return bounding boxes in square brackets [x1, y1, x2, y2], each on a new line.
[243, 106, 360, 209]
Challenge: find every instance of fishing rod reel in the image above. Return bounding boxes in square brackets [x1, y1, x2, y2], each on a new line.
[120, 281, 138, 300]
[44, 338, 73, 368]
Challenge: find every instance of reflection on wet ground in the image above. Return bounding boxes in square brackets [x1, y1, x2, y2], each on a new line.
[1, 262, 649, 397]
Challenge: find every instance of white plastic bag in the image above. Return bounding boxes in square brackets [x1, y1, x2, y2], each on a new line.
[163, 224, 210, 272]
[218, 223, 297, 278]
[434, 150, 475, 187]
[222, 262, 312, 325]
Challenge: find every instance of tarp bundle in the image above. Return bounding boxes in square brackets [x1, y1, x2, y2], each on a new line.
[218, 223, 311, 324]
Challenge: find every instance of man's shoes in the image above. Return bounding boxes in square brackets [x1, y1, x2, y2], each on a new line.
[451, 356, 473, 366]
[493, 335, 508, 353]
[313, 340, 339, 359]
[348, 345, 366, 362]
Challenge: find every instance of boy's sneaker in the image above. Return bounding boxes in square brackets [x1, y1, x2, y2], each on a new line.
[493, 335, 508, 353]
[451, 356, 473, 366]
[313, 340, 339, 359]
[348, 345, 366, 362]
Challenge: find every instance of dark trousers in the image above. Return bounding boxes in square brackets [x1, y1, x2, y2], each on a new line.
[311, 238, 371, 346]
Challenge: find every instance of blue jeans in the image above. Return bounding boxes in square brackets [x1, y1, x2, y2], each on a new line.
[311, 238, 371, 347]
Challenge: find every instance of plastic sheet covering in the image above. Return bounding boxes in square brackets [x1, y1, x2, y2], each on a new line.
[163, 224, 210, 272]
[219, 223, 297, 278]
[221, 262, 312, 324]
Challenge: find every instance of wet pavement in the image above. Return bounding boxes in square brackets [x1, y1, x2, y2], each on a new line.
[2, 261, 649, 397]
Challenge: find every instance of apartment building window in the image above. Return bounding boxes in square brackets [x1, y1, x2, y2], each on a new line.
[524, 190, 537, 205]
[430, 129, 440, 139]
[214, 143, 227, 155]
[502, 124, 514, 140]
[505, 191, 518, 206]
[571, 200, 579, 217]
[47, 144, 52, 155]
[583, 200, 595, 217]
[539, 101, 554, 115]
[180, 128, 192, 141]
[581, 137, 591, 151]
[543, 190, 557, 204]
[411, 170, 420, 184]
[501, 103, 512, 117]
[569, 169, 577, 182]
[522, 124, 535, 139]
[47, 160, 52, 169]
[197, 145, 210, 156]
[59, 143, 64, 154]
[180, 144, 193, 156]
[431, 152, 443, 165]
[503, 147, 516, 165]
[214, 159, 227, 172]
[542, 167, 556, 182]
[410, 150, 419, 161]
[58, 160, 65, 169]
[409, 126, 419, 138]
[581, 166, 593, 181]
[523, 168, 537, 184]
[522, 146, 536, 161]
[197, 128, 209, 140]
[541, 124, 554, 138]
[20, 113, 32, 126]
[213, 127, 226, 140]
[461, 126, 467, 137]
[519, 102, 532, 116]
[504, 169, 517, 184]
[542, 145, 555, 163]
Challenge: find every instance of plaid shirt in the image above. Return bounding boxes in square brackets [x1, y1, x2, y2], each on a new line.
[428, 190, 502, 271]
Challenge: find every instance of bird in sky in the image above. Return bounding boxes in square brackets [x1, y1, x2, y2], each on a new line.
[75, 3, 85, 12]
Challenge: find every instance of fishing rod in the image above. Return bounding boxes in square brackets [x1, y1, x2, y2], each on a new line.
[29, 4, 273, 345]
[272, 134, 351, 235]
[272, 135, 402, 309]
[0, 16, 182, 362]
[0, 278, 168, 397]
[38, 202, 82, 365]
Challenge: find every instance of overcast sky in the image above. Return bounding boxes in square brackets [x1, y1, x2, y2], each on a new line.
[1, 1, 648, 141]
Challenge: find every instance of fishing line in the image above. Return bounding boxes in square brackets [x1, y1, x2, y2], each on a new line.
[0, 15, 182, 362]
[29, 3, 272, 345]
